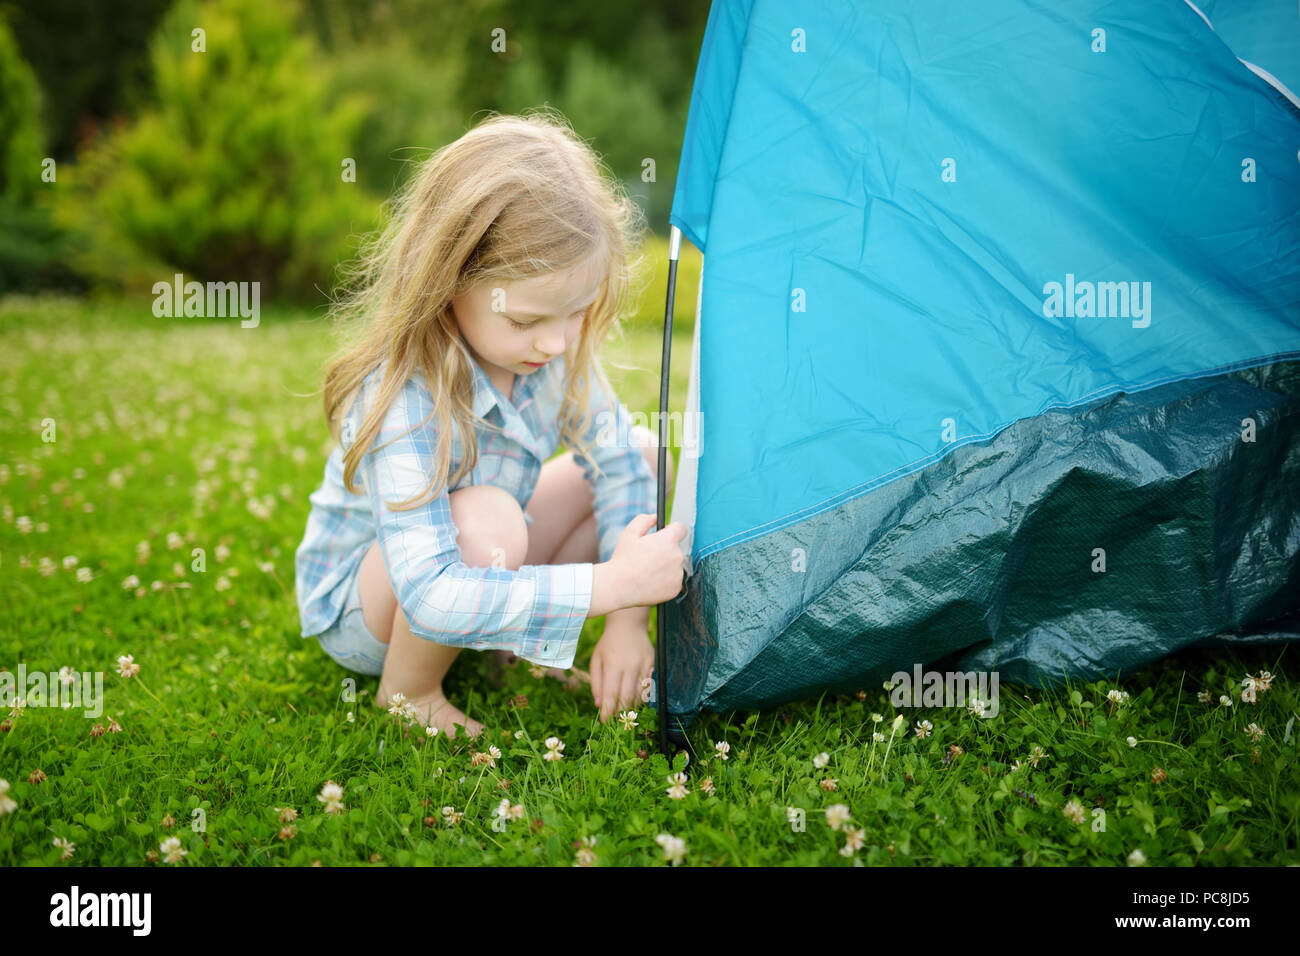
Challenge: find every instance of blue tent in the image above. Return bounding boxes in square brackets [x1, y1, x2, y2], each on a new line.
[650, 0, 1300, 745]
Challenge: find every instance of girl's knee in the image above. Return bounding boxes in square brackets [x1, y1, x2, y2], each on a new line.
[448, 484, 528, 569]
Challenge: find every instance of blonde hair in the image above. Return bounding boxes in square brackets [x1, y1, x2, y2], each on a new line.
[319, 108, 649, 511]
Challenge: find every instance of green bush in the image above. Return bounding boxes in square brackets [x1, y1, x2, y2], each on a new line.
[0, 16, 43, 205]
[0, 16, 81, 294]
[50, 0, 382, 301]
[320, 38, 468, 198]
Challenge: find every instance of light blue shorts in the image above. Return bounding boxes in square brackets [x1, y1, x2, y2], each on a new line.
[315, 565, 389, 676]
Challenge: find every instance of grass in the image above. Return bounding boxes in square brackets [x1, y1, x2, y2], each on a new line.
[1, 265, 1298, 866]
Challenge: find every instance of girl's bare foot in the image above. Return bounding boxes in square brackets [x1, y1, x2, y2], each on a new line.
[376, 683, 485, 739]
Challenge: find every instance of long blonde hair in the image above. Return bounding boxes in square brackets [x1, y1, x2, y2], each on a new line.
[319, 108, 649, 511]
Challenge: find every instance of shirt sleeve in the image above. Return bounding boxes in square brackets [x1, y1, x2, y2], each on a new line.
[352, 371, 594, 669]
[569, 358, 658, 564]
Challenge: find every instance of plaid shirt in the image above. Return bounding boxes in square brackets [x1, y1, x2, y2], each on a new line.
[294, 351, 655, 669]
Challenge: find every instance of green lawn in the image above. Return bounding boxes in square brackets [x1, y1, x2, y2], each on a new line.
[1, 280, 1297, 866]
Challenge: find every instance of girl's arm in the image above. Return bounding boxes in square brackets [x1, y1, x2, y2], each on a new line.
[569, 363, 659, 571]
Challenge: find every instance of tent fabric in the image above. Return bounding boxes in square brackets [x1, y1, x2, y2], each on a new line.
[652, 0, 1300, 724]
[1189, 1, 1300, 110]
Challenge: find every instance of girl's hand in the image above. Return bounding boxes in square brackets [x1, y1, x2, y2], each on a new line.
[589, 623, 654, 723]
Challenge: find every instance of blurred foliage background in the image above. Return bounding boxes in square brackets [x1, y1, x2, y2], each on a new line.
[0, 0, 708, 304]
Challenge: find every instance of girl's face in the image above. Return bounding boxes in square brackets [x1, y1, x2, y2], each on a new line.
[451, 258, 604, 393]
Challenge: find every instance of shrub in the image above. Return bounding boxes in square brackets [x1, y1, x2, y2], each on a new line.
[50, 0, 381, 302]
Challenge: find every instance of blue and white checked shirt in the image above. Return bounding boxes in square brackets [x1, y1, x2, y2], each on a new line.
[294, 350, 656, 669]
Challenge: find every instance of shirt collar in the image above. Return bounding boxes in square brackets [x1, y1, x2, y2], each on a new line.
[469, 355, 552, 419]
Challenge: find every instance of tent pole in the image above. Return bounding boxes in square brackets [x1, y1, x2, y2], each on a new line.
[656, 225, 684, 760]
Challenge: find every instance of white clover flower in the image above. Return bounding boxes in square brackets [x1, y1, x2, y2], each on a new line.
[214, 576, 231, 591]
[58, 666, 76, 686]
[116, 654, 140, 679]
[618, 710, 638, 730]
[493, 798, 524, 821]
[317, 780, 345, 814]
[122, 575, 140, 590]
[825, 804, 851, 831]
[160, 836, 186, 863]
[914, 719, 933, 739]
[871, 731, 885, 743]
[871, 713, 882, 723]
[543, 736, 565, 761]
[1244, 723, 1265, 743]
[1219, 695, 1232, 707]
[39, 557, 55, 576]
[1027, 745, 1045, 767]
[1127, 848, 1147, 867]
[62, 555, 78, 570]
[1062, 798, 1086, 825]
[968, 698, 986, 717]
[0, 779, 16, 815]
[1197, 690, 1212, 705]
[441, 806, 463, 826]
[655, 833, 687, 865]
[714, 741, 730, 761]
[167, 532, 184, 550]
[841, 826, 866, 855]
[573, 839, 598, 866]
[813, 752, 830, 769]
[76, 567, 92, 583]
[665, 771, 690, 800]
[1106, 689, 1130, 706]
[1126, 736, 1138, 748]
[53, 836, 75, 860]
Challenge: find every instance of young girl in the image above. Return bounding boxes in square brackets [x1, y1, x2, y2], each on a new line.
[294, 111, 688, 739]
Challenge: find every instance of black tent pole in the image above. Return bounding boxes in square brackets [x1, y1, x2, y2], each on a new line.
[655, 226, 682, 760]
